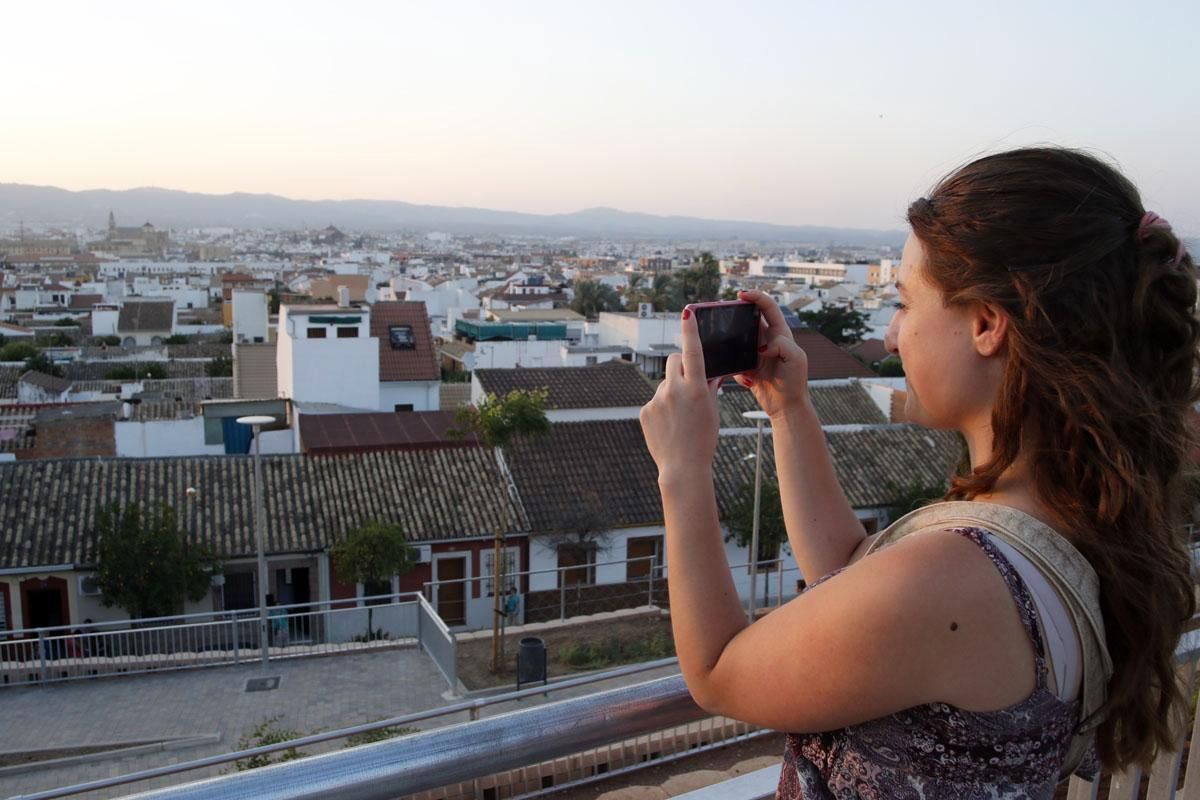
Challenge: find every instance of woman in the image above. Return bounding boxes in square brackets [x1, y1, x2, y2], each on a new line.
[639, 147, 1197, 797]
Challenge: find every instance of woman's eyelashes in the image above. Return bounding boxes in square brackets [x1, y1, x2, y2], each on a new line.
[890, 301, 906, 311]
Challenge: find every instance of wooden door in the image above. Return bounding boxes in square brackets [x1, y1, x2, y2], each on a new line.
[435, 556, 467, 626]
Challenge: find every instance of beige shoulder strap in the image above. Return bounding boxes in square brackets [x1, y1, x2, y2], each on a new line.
[868, 501, 1110, 781]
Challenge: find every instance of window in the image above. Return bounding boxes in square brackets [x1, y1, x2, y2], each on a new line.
[481, 546, 520, 596]
[306, 327, 327, 339]
[389, 325, 416, 349]
[626, 536, 663, 581]
[557, 544, 596, 587]
[336, 326, 359, 338]
[585, 356, 598, 366]
[393, 404, 414, 413]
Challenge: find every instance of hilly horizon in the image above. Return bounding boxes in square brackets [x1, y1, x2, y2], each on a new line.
[0, 183, 906, 247]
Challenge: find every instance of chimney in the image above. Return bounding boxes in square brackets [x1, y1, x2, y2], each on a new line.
[337, 286, 350, 308]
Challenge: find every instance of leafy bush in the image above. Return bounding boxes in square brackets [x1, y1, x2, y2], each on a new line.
[53, 317, 80, 327]
[93, 335, 122, 347]
[23, 353, 65, 378]
[234, 716, 305, 771]
[105, 364, 168, 380]
[163, 334, 191, 345]
[558, 633, 675, 670]
[0, 342, 39, 362]
[344, 724, 418, 748]
[205, 355, 233, 377]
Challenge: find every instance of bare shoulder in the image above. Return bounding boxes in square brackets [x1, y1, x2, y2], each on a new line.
[699, 527, 1037, 731]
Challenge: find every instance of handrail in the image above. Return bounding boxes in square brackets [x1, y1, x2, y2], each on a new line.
[110, 675, 703, 800]
[0, 591, 424, 640]
[11, 658, 681, 800]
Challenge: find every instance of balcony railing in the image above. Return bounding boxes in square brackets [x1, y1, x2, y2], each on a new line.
[16, 631, 1200, 800]
[0, 592, 455, 692]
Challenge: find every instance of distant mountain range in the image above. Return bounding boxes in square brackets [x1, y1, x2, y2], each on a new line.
[0, 183, 906, 246]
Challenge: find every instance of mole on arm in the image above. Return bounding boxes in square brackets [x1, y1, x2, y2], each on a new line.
[950, 622, 959, 632]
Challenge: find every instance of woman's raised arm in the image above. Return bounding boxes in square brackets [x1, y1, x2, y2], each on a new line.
[735, 290, 869, 582]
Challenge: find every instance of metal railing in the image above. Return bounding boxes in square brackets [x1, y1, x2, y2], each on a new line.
[415, 592, 457, 691]
[424, 553, 805, 629]
[13, 658, 688, 800]
[0, 593, 438, 689]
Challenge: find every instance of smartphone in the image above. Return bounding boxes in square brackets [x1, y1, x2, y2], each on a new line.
[686, 300, 761, 380]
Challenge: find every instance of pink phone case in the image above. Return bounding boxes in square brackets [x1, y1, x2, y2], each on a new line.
[684, 300, 762, 381]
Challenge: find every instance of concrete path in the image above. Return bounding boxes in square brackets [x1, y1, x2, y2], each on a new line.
[0, 647, 683, 800]
[0, 647, 451, 800]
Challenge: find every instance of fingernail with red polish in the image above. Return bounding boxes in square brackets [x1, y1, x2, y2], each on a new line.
[682, 308, 690, 320]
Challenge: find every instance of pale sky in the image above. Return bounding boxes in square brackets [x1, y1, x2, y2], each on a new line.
[1, 0, 1197, 233]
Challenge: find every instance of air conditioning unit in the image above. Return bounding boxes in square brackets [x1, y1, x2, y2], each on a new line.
[414, 545, 432, 564]
[78, 575, 102, 597]
[638, 302, 652, 319]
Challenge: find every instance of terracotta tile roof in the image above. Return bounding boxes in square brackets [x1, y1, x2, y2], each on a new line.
[0, 448, 528, 568]
[63, 361, 211, 381]
[792, 329, 878, 379]
[712, 425, 963, 512]
[503, 420, 662, 532]
[848, 338, 890, 364]
[69, 294, 104, 309]
[475, 363, 654, 410]
[505, 419, 963, 534]
[369, 301, 439, 382]
[166, 343, 232, 359]
[18, 370, 72, 395]
[299, 411, 479, 454]
[0, 366, 22, 399]
[118, 301, 174, 333]
[719, 382, 887, 427]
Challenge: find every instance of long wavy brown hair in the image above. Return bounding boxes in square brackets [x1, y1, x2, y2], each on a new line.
[907, 147, 1199, 771]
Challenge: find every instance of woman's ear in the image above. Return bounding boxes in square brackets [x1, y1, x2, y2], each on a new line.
[972, 302, 1009, 358]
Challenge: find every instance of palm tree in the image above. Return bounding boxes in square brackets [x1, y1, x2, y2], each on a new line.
[624, 273, 647, 311]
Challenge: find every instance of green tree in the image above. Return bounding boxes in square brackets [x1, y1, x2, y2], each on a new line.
[720, 286, 739, 301]
[53, 317, 80, 327]
[675, 253, 722, 307]
[24, 353, 65, 378]
[1, 342, 39, 362]
[268, 287, 282, 315]
[884, 479, 950, 521]
[623, 273, 646, 310]
[206, 355, 233, 377]
[39, 331, 74, 347]
[92, 335, 122, 347]
[163, 334, 191, 345]
[877, 357, 904, 377]
[451, 388, 551, 449]
[106, 363, 168, 380]
[570, 280, 622, 318]
[94, 502, 217, 620]
[724, 478, 790, 607]
[331, 520, 417, 640]
[795, 305, 871, 345]
[450, 387, 550, 671]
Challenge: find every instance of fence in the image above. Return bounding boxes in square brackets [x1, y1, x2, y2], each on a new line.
[424, 554, 805, 630]
[0, 593, 449, 690]
[21, 630, 1200, 800]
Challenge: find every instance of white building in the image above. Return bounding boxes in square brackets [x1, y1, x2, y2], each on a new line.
[231, 289, 269, 344]
[277, 301, 379, 411]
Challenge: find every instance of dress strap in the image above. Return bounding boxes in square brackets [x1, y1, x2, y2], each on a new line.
[947, 526, 1050, 692]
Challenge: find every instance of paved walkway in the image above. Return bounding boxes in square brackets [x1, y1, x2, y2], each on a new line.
[0, 647, 452, 799]
[0, 646, 683, 800]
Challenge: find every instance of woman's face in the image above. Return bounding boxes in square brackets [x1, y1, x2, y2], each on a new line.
[884, 235, 998, 431]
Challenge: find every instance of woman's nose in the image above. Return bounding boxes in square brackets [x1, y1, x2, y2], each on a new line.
[883, 317, 899, 356]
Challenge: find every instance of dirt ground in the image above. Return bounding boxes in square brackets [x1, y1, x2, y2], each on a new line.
[456, 613, 675, 691]
[546, 733, 785, 799]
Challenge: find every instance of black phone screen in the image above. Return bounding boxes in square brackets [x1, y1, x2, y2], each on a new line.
[693, 303, 761, 379]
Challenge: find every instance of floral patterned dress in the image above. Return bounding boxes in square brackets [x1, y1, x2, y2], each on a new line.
[777, 527, 1097, 800]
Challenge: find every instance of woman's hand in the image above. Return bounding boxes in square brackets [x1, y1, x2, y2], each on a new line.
[733, 290, 811, 419]
[640, 307, 722, 480]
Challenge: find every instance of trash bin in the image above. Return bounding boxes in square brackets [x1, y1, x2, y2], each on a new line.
[517, 636, 547, 689]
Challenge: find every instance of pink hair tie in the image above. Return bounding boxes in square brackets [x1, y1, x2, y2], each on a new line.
[1138, 211, 1187, 266]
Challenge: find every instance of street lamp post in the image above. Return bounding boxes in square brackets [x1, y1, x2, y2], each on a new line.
[238, 415, 276, 668]
[742, 411, 769, 623]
